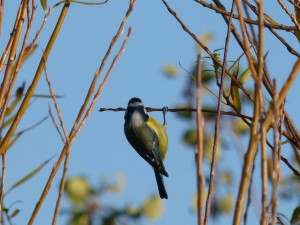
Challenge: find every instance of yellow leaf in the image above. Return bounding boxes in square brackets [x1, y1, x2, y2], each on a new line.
[162, 64, 179, 77]
[217, 194, 234, 214]
[66, 176, 90, 205]
[141, 195, 164, 220]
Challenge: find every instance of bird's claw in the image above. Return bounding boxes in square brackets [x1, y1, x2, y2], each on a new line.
[162, 106, 168, 127]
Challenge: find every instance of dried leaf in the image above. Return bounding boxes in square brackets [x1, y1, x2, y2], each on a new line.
[7, 158, 52, 193]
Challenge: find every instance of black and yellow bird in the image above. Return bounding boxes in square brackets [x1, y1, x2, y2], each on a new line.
[124, 97, 169, 199]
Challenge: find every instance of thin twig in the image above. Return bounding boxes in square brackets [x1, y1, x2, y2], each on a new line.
[0, 0, 27, 126]
[204, 2, 235, 224]
[269, 80, 280, 225]
[244, 0, 300, 57]
[0, 2, 71, 155]
[0, 0, 36, 134]
[0, 0, 4, 35]
[254, 1, 268, 225]
[75, 28, 132, 135]
[48, 105, 65, 143]
[100, 107, 253, 120]
[277, 0, 300, 32]
[0, 153, 6, 224]
[194, 0, 296, 31]
[27, 1, 135, 222]
[161, 0, 254, 103]
[233, 59, 300, 225]
[195, 54, 204, 225]
[0, 0, 23, 71]
[44, 54, 70, 225]
[44, 58, 68, 141]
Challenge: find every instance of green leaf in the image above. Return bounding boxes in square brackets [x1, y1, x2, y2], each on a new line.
[162, 64, 179, 77]
[217, 194, 234, 214]
[32, 94, 64, 98]
[291, 206, 300, 224]
[212, 53, 221, 72]
[227, 52, 245, 72]
[70, 212, 90, 225]
[238, 68, 251, 84]
[231, 119, 249, 136]
[40, 0, 48, 11]
[230, 65, 241, 112]
[183, 129, 197, 146]
[204, 136, 221, 163]
[6, 133, 21, 151]
[11, 44, 38, 77]
[65, 176, 90, 205]
[7, 158, 52, 193]
[263, 13, 279, 26]
[10, 209, 20, 218]
[5, 116, 48, 151]
[53, 0, 108, 9]
[5, 83, 25, 116]
[107, 172, 125, 193]
[140, 195, 164, 220]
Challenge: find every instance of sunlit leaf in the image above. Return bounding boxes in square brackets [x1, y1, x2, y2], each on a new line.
[263, 13, 279, 26]
[238, 68, 251, 85]
[217, 194, 234, 214]
[70, 212, 90, 225]
[212, 53, 221, 72]
[231, 119, 249, 136]
[6, 133, 21, 151]
[106, 172, 125, 193]
[204, 136, 221, 163]
[125, 205, 140, 217]
[197, 32, 213, 52]
[11, 45, 38, 76]
[162, 64, 179, 77]
[10, 209, 20, 218]
[7, 158, 52, 193]
[140, 195, 163, 220]
[40, 0, 48, 11]
[219, 171, 232, 185]
[66, 176, 90, 205]
[2, 114, 16, 129]
[230, 65, 241, 112]
[183, 129, 197, 146]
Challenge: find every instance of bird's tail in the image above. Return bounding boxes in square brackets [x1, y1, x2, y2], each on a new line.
[154, 170, 168, 199]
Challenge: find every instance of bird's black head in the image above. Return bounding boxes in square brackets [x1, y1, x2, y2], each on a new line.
[127, 97, 143, 108]
[125, 97, 148, 122]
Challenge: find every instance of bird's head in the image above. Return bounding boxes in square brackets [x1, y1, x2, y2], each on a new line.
[124, 97, 148, 126]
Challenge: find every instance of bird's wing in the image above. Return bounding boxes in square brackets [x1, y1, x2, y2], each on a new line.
[146, 116, 168, 160]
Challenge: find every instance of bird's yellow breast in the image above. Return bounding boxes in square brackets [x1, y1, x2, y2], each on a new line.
[146, 115, 168, 160]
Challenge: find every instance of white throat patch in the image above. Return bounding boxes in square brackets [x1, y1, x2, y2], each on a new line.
[129, 111, 144, 127]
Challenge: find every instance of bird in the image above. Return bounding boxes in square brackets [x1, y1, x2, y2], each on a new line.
[124, 97, 169, 199]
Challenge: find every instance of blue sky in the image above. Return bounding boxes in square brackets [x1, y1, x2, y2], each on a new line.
[2, 0, 300, 225]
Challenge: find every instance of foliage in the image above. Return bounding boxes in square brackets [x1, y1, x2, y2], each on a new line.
[63, 174, 164, 225]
